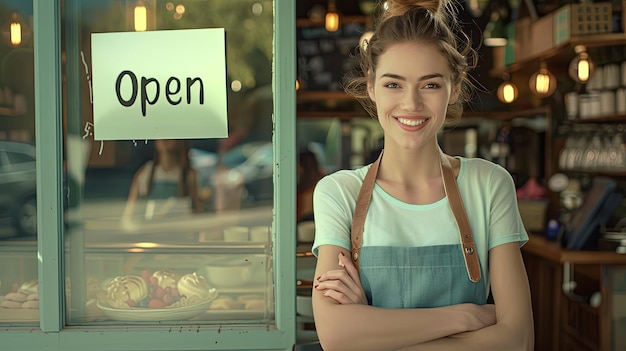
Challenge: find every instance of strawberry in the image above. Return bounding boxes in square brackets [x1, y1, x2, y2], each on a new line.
[148, 298, 166, 309]
[154, 286, 165, 299]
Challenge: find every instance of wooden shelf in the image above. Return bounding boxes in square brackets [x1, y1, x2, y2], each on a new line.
[557, 169, 626, 177]
[297, 91, 355, 101]
[565, 114, 626, 124]
[523, 233, 626, 264]
[490, 33, 626, 77]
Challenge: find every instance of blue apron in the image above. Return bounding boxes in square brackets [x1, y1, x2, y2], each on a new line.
[145, 181, 179, 200]
[353, 150, 486, 308]
[360, 245, 486, 308]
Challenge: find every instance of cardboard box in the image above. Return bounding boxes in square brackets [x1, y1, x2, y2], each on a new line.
[553, 2, 613, 45]
[530, 13, 554, 57]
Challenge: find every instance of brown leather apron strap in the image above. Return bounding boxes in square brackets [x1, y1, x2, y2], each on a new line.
[439, 149, 482, 283]
[350, 150, 383, 270]
[350, 149, 481, 283]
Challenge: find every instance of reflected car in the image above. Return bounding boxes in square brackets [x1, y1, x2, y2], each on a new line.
[0, 141, 37, 236]
[190, 142, 273, 210]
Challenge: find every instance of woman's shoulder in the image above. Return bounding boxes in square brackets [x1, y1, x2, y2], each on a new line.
[458, 157, 508, 173]
[459, 157, 512, 182]
[315, 165, 369, 194]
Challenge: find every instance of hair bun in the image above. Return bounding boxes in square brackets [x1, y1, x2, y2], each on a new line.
[384, 0, 444, 18]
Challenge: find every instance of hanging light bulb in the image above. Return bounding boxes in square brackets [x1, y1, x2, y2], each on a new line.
[1, 13, 30, 48]
[325, 1, 340, 32]
[568, 45, 594, 84]
[497, 73, 518, 103]
[134, 1, 148, 31]
[529, 63, 557, 98]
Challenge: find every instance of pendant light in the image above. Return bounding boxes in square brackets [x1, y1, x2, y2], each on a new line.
[496, 73, 518, 103]
[134, 1, 147, 31]
[2, 13, 30, 48]
[568, 45, 594, 84]
[325, 0, 341, 32]
[529, 63, 557, 98]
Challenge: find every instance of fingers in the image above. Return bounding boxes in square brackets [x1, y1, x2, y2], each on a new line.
[338, 251, 361, 284]
[320, 288, 353, 304]
[315, 252, 368, 305]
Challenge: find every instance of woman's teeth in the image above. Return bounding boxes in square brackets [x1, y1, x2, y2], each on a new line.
[398, 118, 425, 126]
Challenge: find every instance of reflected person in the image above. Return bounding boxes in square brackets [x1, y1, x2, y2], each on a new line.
[123, 139, 203, 222]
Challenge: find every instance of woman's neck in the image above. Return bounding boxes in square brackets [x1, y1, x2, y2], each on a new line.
[378, 142, 442, 184]
[157, 153, 180, 171]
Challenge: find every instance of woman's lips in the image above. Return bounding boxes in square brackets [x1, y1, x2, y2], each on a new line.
[395, 116, 429, 130]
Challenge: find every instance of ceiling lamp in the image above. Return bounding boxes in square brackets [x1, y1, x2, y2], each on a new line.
[134, 1, 147, 31]
[2, 13, 30, 48]
[568, 45, 594, 84]
[325, 0, 341, 32]
[529, 63, 557, 98]
[496, 73, 518, 103]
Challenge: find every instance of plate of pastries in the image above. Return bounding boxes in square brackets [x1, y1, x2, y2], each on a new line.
[97, 269, 218, 321]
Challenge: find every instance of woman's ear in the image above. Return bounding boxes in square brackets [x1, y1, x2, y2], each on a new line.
[367, 73, 375, 101]
[448, 82, 461, 105]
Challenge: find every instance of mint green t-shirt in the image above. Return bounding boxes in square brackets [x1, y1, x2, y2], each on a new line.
[312, 157, 529, 293]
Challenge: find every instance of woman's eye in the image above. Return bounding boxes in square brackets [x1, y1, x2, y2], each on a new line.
[384, 82, 400, 89]
[424, 82, 440, 89]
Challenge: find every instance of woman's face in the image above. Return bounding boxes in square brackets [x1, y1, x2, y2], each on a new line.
[367, 42, 460, 151]
[155, 139, 182, 153]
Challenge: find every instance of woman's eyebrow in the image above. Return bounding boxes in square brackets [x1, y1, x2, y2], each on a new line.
[380, 72, 444, 81]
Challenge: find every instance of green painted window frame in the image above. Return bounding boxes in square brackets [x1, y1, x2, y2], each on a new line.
[1, 1, 296, 350]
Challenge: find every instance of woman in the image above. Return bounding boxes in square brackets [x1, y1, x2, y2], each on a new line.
[123, 139, 203, 220]
[311, 1, 534, 350]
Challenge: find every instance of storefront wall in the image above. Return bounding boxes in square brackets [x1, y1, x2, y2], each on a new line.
[0, 0, 296, 350]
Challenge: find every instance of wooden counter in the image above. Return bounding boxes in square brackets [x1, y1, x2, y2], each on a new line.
[522, 233, 626, 351]
[523, 233, 626, 264]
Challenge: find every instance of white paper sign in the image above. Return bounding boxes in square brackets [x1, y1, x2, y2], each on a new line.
[91, 28, 228, 140]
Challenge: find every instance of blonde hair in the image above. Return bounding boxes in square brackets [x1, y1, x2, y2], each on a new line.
[344, 0, 476, 127]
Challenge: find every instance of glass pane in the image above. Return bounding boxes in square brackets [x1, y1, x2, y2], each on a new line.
[0, 0, 39, 326]
[63, 0, 274, 325]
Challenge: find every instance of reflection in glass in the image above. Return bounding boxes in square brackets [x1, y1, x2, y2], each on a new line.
[63, 0, 275, 325]
[0, 0, 38, 326]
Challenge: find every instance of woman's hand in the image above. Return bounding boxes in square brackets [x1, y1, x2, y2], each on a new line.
[314, 251, 368, 305]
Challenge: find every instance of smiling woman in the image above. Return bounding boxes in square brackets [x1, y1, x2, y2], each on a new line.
[311, 1, 534, 350]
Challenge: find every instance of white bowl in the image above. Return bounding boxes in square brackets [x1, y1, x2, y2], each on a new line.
[223, 226, 249, 242]
[205, 263, 252, 287]
[296, 295, 313, 317]
[250, 226, 269, 242]
[297, 221, 315, 242]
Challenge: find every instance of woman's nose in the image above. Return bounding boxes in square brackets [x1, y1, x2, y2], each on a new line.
[402, 90, 423, 110]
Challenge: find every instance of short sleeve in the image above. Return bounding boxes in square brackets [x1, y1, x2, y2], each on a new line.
[311, 171, 362, 257]
[487, 165, 529, 249]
